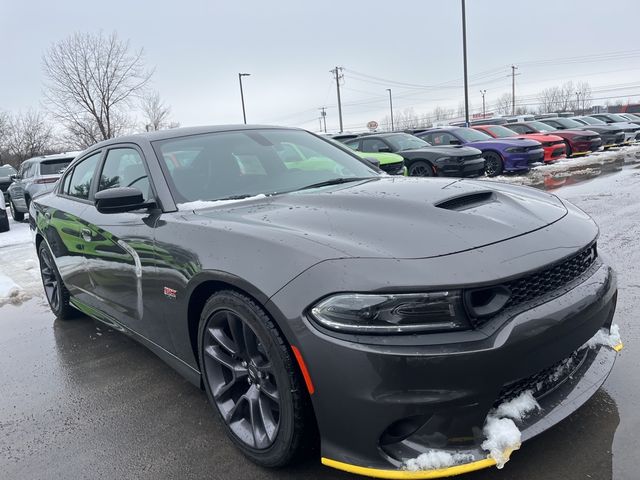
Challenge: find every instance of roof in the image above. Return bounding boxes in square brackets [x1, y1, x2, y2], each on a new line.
[24, 151, 82, 163]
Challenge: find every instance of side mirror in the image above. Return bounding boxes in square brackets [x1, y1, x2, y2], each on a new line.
[450, 139, 462, 145]
[377, 147, 391, 153]
[362, 157, 381, 169]
[95, 187, 154, 214]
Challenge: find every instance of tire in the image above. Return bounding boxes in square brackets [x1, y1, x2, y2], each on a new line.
[484, 152, 504, 177]
[564, 141, 573, 157]
[38, 241, 76, 319]
[0, 215, 9, 233]
[198, 290, 313, 467]
[408, 160, 434, 177]
[10, 200, 24, 222]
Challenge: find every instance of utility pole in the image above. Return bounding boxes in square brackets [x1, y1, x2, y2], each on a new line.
[480, 89, 487, 118]
[461, 0, 470, 127]
[511, 65, 519, 115]
[575, 91, 581, 114]
[386, 89, 394, 131]
[331, 67, 344, 133]
[238, 73, 251, 124]
[319, 107, 327, 133]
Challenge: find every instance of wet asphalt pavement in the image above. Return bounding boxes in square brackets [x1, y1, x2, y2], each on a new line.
[1, 165, 639, 480]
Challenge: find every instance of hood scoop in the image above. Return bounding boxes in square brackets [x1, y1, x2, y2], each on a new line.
[435, 191, 495, 211]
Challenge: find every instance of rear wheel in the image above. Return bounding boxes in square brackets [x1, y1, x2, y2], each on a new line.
[408, 160, 434, 177]
[484, 152, 504, 177]
[10, 200, 24, 222]
[199, 290, 313, 467]
[38, 242, 76, 319]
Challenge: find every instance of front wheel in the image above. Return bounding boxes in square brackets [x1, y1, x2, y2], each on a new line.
[564, 141, 573, 157]
[10, 200, 24, 222]
[38, 242, 76, 319]
[484, 152, 504, 177]
[199, 290, 313, 467]
[408, 160, 434, 177]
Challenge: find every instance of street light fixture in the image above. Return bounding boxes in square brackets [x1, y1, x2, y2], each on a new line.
[238, 73, 251, 124]
[386, 89, 394, 131]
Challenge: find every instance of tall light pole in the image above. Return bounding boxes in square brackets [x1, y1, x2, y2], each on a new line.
[238, 73, 251, 124]
[511, 65, 519, 115]
[331, 67, 344, 133]
[386, 88, 394, 131]
[461, 0, 470, 126]
[575, 91, 581, 114]
[480, 89, 487, 118]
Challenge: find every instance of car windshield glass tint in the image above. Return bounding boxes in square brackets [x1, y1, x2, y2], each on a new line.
[579, 117, 604, 125]
[553, 118, 583, 128]
[384, 134, 430, 150]
[455, 128, 491, 142]
[0, 165, 16, 176]
[529, 121, 557, 131]
[40, 159, 73, 175]
[607, 114, 629, 122]
[153, 129, 379, 203]
[487, 126, 518, 138]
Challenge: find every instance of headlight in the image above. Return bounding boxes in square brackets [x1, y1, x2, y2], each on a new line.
[505, 147, 527, 153]
[309, 292, 470, 334]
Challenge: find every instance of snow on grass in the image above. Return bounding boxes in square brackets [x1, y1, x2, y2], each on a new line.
[177, 194, 267, 211]
[481, 390, 541, 469]
[404, 451, 474, 472]
[585, 324, 622, 349]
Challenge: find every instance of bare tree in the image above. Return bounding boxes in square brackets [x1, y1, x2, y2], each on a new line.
[538, 87, 561, 113]
[141, 91, 173, 131]
[5, 110, 54, 162]
[432, 105, 454, 122]
[42, 31, 153, 147]
[495, 93, 513, 115]
[575, 81, 592, 113]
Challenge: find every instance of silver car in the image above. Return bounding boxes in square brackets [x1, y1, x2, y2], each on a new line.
[7, 152, 79, 221]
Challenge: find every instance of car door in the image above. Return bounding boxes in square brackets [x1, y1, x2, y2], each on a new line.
[78, 144, 162, 341]
[361, 138, 391, 153]
[9, 161, 31, 210]
[38, 151, 103, 306]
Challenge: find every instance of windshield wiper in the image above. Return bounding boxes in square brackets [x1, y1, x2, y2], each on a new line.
[297, 177, 373, 191]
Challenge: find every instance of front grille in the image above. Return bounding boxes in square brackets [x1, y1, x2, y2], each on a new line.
[525, 145, 541, 151]
[379, 162, 404, 175]
[494, 347, 588, 407]
[468, 243, 598, 328]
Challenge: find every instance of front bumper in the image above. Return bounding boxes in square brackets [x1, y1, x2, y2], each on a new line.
[268, 213, 618, 477]
[542, 144, 566, 162]
[503, 148, 544, 171]
[571, 138, 602, 156]
[436, 156, 485, 178]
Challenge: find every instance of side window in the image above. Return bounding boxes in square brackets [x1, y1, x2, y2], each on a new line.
[361, 138, 388, 152]
[20, 162, 31, 178]
[510, 125, 525, 134]
[68, 152, 101, 200]
[419, 134, 434, 144]
[344, 139, 360, 150]
[98, 148, 150, 201]
[430, 133, 456, 145]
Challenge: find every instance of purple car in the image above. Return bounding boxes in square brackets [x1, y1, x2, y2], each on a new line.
[416, 127, 544, 176]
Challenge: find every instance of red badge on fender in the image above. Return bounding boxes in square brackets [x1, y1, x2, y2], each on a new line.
[163, 287, 177, 299]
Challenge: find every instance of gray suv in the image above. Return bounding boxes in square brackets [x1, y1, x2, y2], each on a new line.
[8, 152, 79, 221]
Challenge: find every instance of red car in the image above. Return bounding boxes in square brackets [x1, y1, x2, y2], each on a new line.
[472, 124, 566, 163]
[506, 121, 602, 157]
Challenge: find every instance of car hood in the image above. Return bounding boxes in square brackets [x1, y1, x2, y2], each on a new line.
[465, 137, 541, 149]
[190, 177, 567, 259]
[551, 129, 599, 138]
[512, 133, 564, 143]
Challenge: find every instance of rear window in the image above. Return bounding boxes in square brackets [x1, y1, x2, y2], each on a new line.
[40, 159, 73, 175]
[0, 165, 16, 176]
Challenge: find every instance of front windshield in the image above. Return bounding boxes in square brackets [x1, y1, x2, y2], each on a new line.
[485, 125, 518, 138]
[153, 129, 379, 204]
[528, 121, 557, 132]
[552, 118, 583, 129]
[577, 116, 605, 125]
[607, 114, 630, 123]
[384, 134, 431, 151]
[0, 165, 16, 176]
[456, 128, 492, 142]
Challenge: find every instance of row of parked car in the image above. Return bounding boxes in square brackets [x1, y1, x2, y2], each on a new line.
[332, 112, 640, 178]
[0, 152, 78, 231]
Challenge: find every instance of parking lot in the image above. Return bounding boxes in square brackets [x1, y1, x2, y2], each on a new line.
[0, 153, 638, 479]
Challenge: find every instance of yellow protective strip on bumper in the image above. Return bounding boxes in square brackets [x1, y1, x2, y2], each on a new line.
[613, 341, 624, 352]
[571, 151, 590, 156]
[321, 456, 497, 479]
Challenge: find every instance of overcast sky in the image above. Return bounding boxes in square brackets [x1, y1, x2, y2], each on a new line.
[1, 0, 639, 133]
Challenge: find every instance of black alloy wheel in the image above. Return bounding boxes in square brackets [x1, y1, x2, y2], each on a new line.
[484, 152, 504, 177]
[10, 200, 24, 222]
[38, 242, 75, 319]
[199, 290, 313, 466]
[564, 141, 573, 157]
[408, 160, 434, 177]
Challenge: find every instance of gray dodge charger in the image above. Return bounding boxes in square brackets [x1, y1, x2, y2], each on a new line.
[31, 125, 621, 478]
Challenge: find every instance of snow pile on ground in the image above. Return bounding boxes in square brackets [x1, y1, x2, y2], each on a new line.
[404, 450, 474, 472]
[481, 390, 541, 469]
[585, 324, 622, 349]
[0, 274, 29, 307]
[0, 218, 32, 249]
[177, 194, 267, 211]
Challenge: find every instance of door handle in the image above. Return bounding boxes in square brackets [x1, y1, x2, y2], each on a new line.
[81, 228, 92, 242]
[44, 212, 51, 220]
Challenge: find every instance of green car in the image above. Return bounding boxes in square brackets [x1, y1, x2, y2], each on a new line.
[328, 136, 406, 175]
